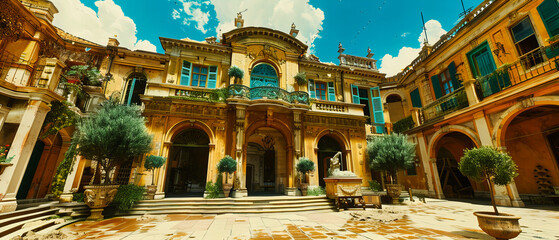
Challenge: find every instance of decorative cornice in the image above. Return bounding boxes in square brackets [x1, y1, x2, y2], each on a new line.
[222, 27, 308, 54]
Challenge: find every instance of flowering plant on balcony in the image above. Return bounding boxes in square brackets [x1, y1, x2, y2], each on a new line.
[0, 145, 14, 163]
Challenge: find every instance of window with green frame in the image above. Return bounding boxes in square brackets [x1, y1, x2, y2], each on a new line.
[180, 60, 218, 88]
[308, 79, 336, 101]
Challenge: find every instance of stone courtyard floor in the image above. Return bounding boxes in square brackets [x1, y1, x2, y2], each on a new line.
[54, 198, 559, 240]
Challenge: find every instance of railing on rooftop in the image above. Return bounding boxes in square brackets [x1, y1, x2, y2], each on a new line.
[227, 84, 310, 105]
[422, 87, 468, 122]
[476, 43, 559, 100]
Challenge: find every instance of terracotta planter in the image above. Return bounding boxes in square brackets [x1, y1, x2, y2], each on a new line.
[84, 185, 119, 220]
[0, 162, 14, 176]
[146, 185, 157, 200]
[222, 183, 233, 198]
[299, 183, 309, 196]
[474, 212, 521, 239]
[386, 184, 402, 204]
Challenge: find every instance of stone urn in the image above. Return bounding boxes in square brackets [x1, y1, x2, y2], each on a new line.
[386, 184, 402, 204]
[0, 162, 14, 176]
[222, 183, 233, 198]
[84, 185, 119, 220]
[299, 183, 309, 196]
[145, 185, 157, 200]
[474, 212, 522, 239]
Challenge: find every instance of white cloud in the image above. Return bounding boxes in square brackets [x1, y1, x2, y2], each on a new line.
[401, 32, 410, 38]
[173, 0, 324, 52]
[51, 0, 156, 52]
[379, 20, 447, 77]
[172, 9, 181, 20]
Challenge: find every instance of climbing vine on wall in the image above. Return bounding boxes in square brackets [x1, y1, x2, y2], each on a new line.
[40, 101, 79, 140]
[50, 138, 78, 198]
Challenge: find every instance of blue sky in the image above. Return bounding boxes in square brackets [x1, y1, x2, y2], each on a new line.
[51, 0, 484, 76]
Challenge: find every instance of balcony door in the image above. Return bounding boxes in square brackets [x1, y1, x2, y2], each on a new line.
[250, 63, 278, 87]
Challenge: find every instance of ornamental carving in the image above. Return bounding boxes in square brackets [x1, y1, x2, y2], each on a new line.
[39, 40, 64, 59]
[0, 1, 24, 42]
[247, 45, 286, 65]
[304, 115, 364, 128]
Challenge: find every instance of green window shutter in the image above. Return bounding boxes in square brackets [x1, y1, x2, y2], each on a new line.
[327, 82, 336, 101]
[448, 62, 461, 89]
[431, 75, 443, 100]
[308, 79, 316, 99]
[180, 61, 192, 86]
[207, 66, 218, 88]
[410, 88, 422, 108]
[370, 87, 385, 133]
[351, 84, 360, 103]
[538, 0, 559, 37]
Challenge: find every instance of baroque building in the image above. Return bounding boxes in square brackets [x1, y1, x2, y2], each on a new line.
[384, 0, 559, 206]
[0, 0, 387, 211]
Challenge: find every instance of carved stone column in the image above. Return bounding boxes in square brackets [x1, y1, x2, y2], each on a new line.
[234, 106, 247, 197]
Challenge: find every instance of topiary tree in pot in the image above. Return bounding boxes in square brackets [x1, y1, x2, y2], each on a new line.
[144, 155, 166, 200]
[296, 157, 315, 196]
[459, 146, 521, 239]
[74, 99, 153, 220]
[367, 133, 415, 204]
[228, 66, 244, 85]
[217, 155, 237, 197]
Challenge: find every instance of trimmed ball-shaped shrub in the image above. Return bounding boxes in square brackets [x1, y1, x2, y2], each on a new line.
[228, 66, 244, 80]
[217, 155, 237, 174]
[296, 157, 315, 174]
[144, 155, 166, 170]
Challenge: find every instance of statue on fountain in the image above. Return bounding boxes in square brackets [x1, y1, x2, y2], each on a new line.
[328, 152, 357, 177]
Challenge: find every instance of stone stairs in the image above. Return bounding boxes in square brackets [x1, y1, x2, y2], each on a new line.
[127, 196, 336, 215]
[0, 204, 60, 239]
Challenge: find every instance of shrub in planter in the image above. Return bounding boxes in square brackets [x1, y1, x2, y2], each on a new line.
[144, 155, 166, 199]
[459, 146, 521, 239]
[228, 66, 244, 84]
[367, 133, 415, 203]
[112, 184, 146, 211]
[296, 157, 315, 195]
[294, 72, 307, 86]
[66, 65, 103, 86]
[217, 155, 237, 197]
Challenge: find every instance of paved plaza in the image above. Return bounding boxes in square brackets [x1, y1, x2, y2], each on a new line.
[53, 199, 559, 240]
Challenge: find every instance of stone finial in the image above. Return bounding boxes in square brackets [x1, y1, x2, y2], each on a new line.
[235, 11, 245, 28]
[289, 23, 299, 37]
[367, 47, 374, 58]
[338, 42, 345, 54]
[107, 37, 120, 47]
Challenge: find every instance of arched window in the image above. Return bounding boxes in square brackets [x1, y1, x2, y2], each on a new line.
[124, 73, 147, 105]
[250, 63, 278, 87]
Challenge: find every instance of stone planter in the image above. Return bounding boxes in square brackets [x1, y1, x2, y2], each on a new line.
[145, 185, 157, 200]
[84, 185, 119, 220]
[474, 212, 521, 239]
[299, 183, 309, 196]
[222, 183, 233, 198]
[82, 85, 103, 94]
[0, 162, 14, 176]
[386, 184, 402, 204]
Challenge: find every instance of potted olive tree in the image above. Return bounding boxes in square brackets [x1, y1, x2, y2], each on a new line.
[144, 155, 166, 200]
[228, 66, 244, 85]
[74, 99, 153, 220]
[296, 157, 315, 196]
[459, 146, 521, 239]
[217, 155, 237, 197]
[367, 133, 415, 204]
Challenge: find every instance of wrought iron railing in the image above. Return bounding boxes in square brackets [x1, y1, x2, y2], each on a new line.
[476, 42, 559, 99]
[227, 84, 310, 105]
[422, 87, 468, 122]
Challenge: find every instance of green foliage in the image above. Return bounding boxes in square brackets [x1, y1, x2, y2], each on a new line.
[392, 116, 415, 134]
[296, 157, 315, 174]
[0, 144, 14, 163]
[64, 82, 85, 99]
[459, 146, 518, 186]
[50, 140, 78, 198]
[307, 186, 325, 196]
[144, 155, 166, 170]
[204, 175, 223, 199]
[228, 66, 244, 80]
[66, 65, 103, 86]
[294, 72, 307, 85]
[74, 99, 153, 184]
[112, 184, 146, 211]
[72, 192, 84, 202]
[40, 101, 79, 139]
[368, 180, 383, 191]
[217, 155, 237, 174]
[367, 133, 416, 184]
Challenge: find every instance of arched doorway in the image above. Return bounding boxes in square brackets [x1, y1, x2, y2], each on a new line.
[250, 63, 278, 87]
[246, 127, 286, 195]
[435, 132, 475, 199]
[503, 105, 559, 195]
[124, 73, 147, 106]
[165, 128, 210, 197]
[386, 94, 405, 123]
[16, 140, 46, 199]
[317, 135, 346, 187]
